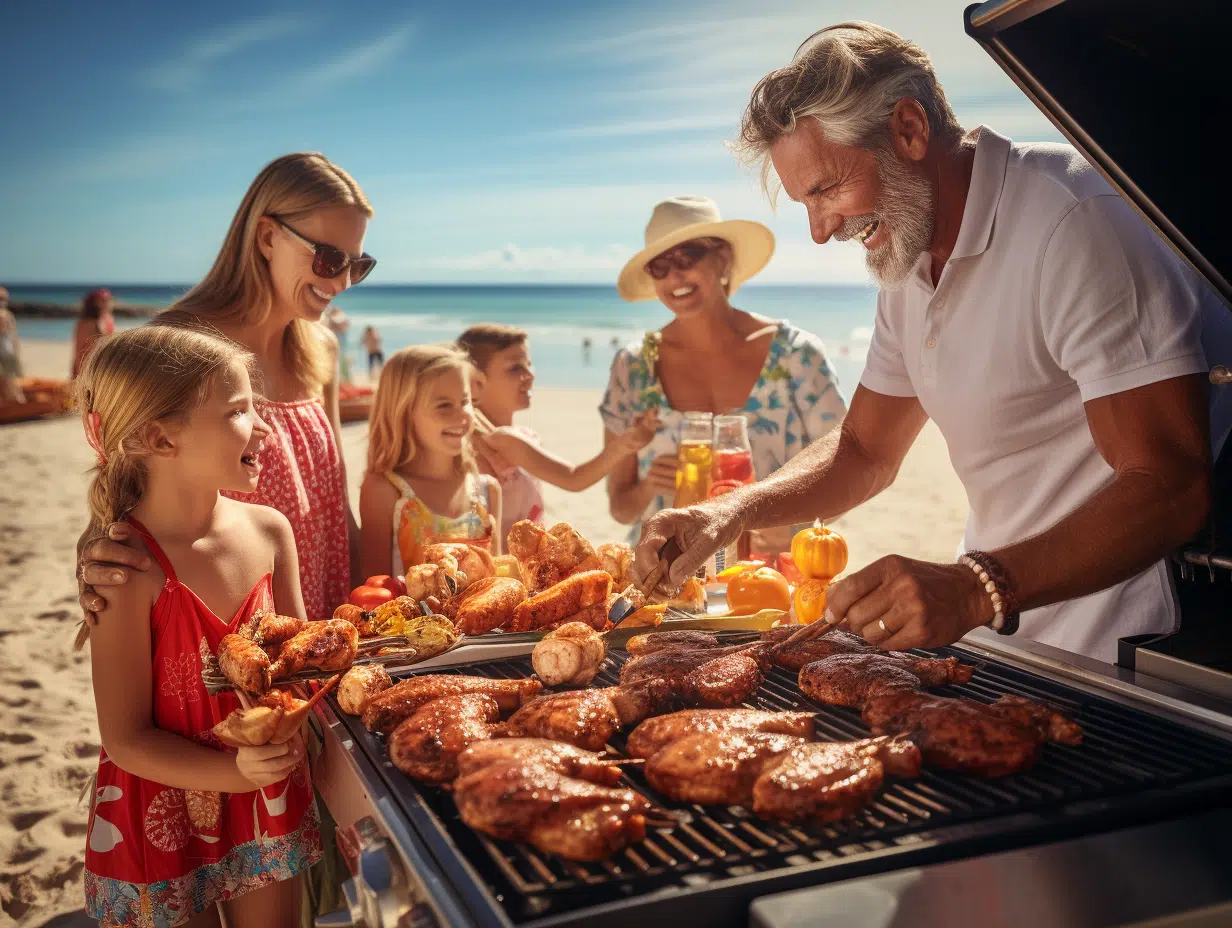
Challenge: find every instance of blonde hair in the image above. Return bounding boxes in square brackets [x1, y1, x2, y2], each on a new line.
[167, 152, 372, 394]
[735, 22, 963, 200]
[367, 345, 476, 476]
[73, 324, 255, 647]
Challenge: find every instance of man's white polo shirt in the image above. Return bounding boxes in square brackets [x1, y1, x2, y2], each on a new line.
[860, 126, 1232, 662]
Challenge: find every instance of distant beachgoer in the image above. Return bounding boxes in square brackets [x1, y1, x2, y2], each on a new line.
[610, 336, 620, 350]
[582, 336, 592, 364]
[71, 288, 116, 378]
[458, 323, 657, 539]
[362, 325, 384, 379]
[0, 286, 24, 403]
[602, 195, 845, 548]
[325, 305, 352, 382]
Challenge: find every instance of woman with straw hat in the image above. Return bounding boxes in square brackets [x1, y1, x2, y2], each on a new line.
[601, 195, 846, 549]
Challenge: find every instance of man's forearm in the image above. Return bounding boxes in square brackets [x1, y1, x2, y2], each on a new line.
[996, 468, 1209, 612]
[737, 423, 897, 532]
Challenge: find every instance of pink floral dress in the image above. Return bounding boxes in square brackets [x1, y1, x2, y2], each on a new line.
[226, 399, 350, 619]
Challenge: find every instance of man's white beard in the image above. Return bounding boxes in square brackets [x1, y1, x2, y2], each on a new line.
[866, 148, 935, 290]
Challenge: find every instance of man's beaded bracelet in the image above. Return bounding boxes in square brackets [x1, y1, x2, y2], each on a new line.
[958, 551, 1020, 635]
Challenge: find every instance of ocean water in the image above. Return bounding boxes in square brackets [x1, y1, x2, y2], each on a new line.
[5, 284, 877, 393]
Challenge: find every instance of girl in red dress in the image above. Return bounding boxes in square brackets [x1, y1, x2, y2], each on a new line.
[76, 325, 321, 928]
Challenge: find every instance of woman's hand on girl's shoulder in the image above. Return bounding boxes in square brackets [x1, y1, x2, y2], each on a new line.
[78, 521, 155, 621]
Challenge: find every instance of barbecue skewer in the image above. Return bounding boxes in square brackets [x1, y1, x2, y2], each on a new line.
[201, 635, 415, 695]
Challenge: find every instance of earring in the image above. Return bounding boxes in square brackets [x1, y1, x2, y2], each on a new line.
[720, 276, 729, 286]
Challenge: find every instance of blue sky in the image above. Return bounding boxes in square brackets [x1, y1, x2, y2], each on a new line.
[0, 0, 1062, 285]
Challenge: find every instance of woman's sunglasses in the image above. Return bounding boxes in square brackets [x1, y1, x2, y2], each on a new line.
[272, 217, 377, 284]
[645, 239, 719, 280]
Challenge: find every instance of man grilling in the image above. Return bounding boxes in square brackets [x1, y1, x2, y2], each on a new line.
[632, 22, 1232, 662]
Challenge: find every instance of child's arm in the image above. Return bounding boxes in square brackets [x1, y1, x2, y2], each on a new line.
[479, 409, 658, 493]
[90, 569, 299, 793]
[256, 506, 308, 621]
[486, 476, 503, 556]
[359, 473, 400, 579]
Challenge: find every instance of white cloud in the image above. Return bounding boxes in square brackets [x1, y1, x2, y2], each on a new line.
[297, 24, 415, 90]
[146, 14, 308, 93]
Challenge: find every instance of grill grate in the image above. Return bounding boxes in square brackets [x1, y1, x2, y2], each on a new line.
[330, 645, 1232, 926]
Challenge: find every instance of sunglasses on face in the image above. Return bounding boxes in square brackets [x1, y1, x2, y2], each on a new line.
[645, 240, 718, 280]
[271, 217, 377, 284]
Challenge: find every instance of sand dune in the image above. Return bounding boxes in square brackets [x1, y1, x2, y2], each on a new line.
[1, 338, 966, 926]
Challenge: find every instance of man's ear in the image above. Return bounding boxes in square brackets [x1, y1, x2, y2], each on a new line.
[142, 420, 179, 458]
[890, 98, 930, 162]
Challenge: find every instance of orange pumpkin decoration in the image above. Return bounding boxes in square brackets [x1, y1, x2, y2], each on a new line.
[726, 566, 792, 615]
[792, 578, 829, 624]
[791, 524, 848, 581]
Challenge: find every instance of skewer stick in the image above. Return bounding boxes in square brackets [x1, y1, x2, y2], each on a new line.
[235, 689, 254, 710]
[595, 756, 645, 766]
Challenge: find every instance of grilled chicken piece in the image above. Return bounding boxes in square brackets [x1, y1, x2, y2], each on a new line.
[799, 651, 975, 708]
[213, 676, 340, 747]
[422, 543, 495, 590]
[508, 520, 602, 593]
[595, 542, 634, 588]
[336, 664, 393, 715]
[447, 576, 528, 634]
[362, 675, 543, 735]
[684, 652, 764, 708]
[645, 731, 806, 805]
[627, 709, 817, 759]
[462, 738, 644, 863]
[456, 738, 624, 786]
[217, 633, 272, 693]
[862, 692, 1081, 777]
[333, 602, 375, 637]
[625, 630, 722, 656]
[510, 570, 612, 632]
[752, 736, 921, 823]
[267, 618, 359, 678]
[764, 627, 874, 671]
[454, 767, 648, 861]
[387, 693, 503, 783]
[619, 642, 767, 708]
[619, 642, 768, 685]
[502, 680, 670, 751]
[256, 615, 307, 651]
[532, 622, 607, 687]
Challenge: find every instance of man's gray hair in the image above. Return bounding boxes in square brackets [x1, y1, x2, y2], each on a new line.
[735, 22, 964, 199]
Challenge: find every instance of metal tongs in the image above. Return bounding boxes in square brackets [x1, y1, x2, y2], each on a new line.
[200, 635, 416, 695]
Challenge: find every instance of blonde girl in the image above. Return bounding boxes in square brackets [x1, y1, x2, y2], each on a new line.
[79, 152, 375, 621]
[77, 325, 318, 928]
[360, 345, 502, 577]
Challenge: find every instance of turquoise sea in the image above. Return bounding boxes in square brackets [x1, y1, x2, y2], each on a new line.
[5, 284, 877, 395]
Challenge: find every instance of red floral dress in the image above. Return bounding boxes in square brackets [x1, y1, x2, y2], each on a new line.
[226, 398, 351, 620]
[84, 520, 321, 927]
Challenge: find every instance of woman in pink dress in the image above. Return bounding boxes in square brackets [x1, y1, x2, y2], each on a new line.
[78, 153, 377, 620]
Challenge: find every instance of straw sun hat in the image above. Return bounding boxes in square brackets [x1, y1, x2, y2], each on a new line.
[617, 195, 776, 302]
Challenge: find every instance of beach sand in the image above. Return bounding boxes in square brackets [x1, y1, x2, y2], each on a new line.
[1, 337, 967, 926]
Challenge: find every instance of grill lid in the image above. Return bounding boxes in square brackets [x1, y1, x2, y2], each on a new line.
[964, 0, 1231, 307]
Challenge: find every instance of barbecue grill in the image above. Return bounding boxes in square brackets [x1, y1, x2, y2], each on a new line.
[310, 1, 1232, 924]
[312, 639, 1232, 928]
